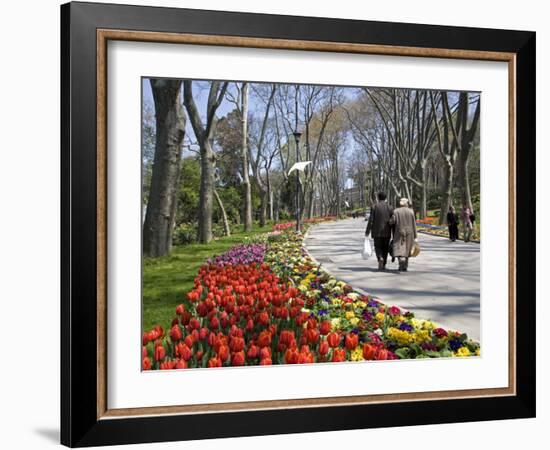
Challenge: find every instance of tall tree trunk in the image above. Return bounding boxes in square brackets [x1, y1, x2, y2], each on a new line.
[241, 82, 252, 232]
[259, 189, 267, 227]
[458, 149, 473, 211]
[168, 157, 183, 252]
[198, 141, 216, 243]
[269, 187, 274, 221]
[143, 79, 185, 257]
[439, 161, 453, 225]
[274, 191, 280, 222]
[307, 188, 315, 218]
[213, 189, 231, 236]
[183, 80, 229, 244]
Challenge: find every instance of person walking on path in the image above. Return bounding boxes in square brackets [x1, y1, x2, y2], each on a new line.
[365, 192, 394, 270]
[447, 206, 459, 242]
[389, 198, 418, 272]
[461, 206, 474, 243]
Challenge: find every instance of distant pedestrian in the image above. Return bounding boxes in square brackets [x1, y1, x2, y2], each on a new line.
[389, 198, 418, 272]
[447, 206, 459, 242]
[365, 192, 394, 270]
[461, 206, 474, 242]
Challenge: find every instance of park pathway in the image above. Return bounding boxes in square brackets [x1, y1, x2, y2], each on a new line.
[305, 218, 480, 341]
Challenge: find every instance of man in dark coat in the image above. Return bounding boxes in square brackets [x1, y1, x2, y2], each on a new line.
[365, 192, 394, 270]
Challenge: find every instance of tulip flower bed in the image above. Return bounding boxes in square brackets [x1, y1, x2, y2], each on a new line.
[143, 227, 480, 370]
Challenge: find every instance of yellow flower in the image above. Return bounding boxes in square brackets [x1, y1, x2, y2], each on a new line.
[330, 318, 341, 331]
[375, 312, 385, 323]
[354, 300, 367, 309]
[422, 320, 435, 331]
[351, 347, 364, 361]
[345, 311, 355, 319]
[475, 348, 481, 356]
[350, 317, 359, 327]
[387, 327, 414, 345]
[414, 329, 430, 344]
[454, 347, 471, 357]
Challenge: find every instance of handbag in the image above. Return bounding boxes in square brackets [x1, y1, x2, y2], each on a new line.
[409, 241, 421, 257]
[361, 237, 374, 260]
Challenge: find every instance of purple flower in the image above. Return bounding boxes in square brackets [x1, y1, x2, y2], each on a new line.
[209, 244, 267, 267]
[421, 343, 438, 351]
[448, 339, 462, 351]
[367, 299, 379, 308]
[362, 311, 373, 321]
[398, 322, 413, 332]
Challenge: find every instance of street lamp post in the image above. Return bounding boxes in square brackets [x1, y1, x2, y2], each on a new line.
[292, 130, 302, 233]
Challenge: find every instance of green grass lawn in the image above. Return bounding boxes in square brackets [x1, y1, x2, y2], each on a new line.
[142, 224, 269, 331]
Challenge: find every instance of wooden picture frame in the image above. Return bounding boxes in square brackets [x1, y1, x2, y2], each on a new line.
[61, 1, 535, 447]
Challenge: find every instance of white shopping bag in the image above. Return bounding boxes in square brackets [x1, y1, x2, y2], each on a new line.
[361, 237, 374, 260]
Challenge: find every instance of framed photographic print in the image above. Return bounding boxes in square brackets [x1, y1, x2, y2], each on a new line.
[61, 1, 536, 447]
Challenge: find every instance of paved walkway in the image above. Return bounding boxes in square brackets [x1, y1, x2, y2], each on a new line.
[305, 218, 480, 341]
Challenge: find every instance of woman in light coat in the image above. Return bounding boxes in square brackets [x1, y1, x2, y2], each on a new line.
[389, 198, 418, 271]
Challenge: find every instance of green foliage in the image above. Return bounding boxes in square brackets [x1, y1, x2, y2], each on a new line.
[214, 185, 242, 224]
[176, 157, 201, 225]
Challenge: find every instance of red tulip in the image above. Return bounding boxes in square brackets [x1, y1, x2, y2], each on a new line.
[176, 304, 185, 315]
[257, 330, 272, 348]
[169, 324, 183, 342]
[160, 360, 176, 370]
[142, 332, 149, 346]
[332, 348, 346, 362]
[218, 345, 229, 362]
[246, 318, 254, 331]
[189, 318, 200, 330]
[285, 347, 300, 364]
[319, 321, 331, 336]
[247, 345, 260, 360]
[230, 336, 245, 353]
[345, 333, 359, 351]
[142, 346, 148, 359]
[180, 344, 193, 361]
[207, 356, 222, 368]
[180, 311, 191, 326]
[319, 340, 329, 356]
[154, 345, 166, 362]
[196, 350, 204, 361]
[231, 351, 246, 366]
[307, 318, 318, 330]
[327, 332, 340, 348]
[363, 343, 377, 360]
[184, 335, 194, 348]
[260, 357, 272, 365]
[142, 357, 151, 370]
[259, 347, 272, 360]
[375, 348, 390, 360]
[196, 302, 208, 317]
[279, 330, 295, 347]
[298, 349, 315, 364]
[209, 316, 220, 330]
[199, 327, 209, 340]
[306, 328, 320, 344]
[175, 359, 188, 369]
[259, 311, 269, 326]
